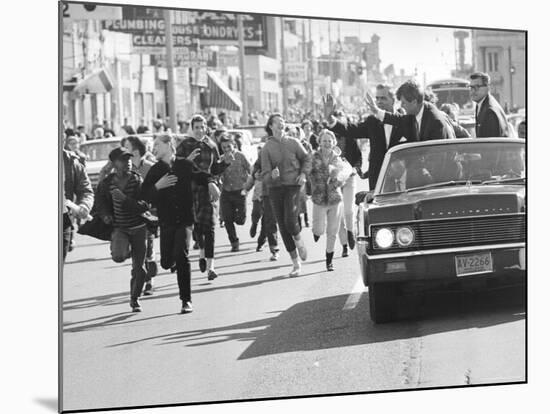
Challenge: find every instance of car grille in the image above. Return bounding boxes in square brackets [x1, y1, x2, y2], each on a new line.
[370, 213, 525, 253]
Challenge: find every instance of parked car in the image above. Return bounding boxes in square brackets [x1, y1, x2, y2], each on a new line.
[79, 135, 153, 188]
[355, 138, 526, 323]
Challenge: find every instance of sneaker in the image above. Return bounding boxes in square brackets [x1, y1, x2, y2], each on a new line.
[130, 299, 141, 312]
[193, 242, 199, 250]
[146, 261, 158, 278]
[207, 270, 218, 281]
[289, 264, 301, 277]
[143, 282, 153, 296]
[199, 258, 207, 273]
[256, 244, 263, 252]
[181, 301, 193, 314]
[249, 222, 258, 238]
[342, 245, 349, 258]
[295, 238, 308, 261]
[270, 252, 279, 261]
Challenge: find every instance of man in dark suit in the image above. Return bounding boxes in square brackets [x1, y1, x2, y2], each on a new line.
[469, 72, 510, 137]
[323, 84, 406, 190]
[365, 80, 455, 142]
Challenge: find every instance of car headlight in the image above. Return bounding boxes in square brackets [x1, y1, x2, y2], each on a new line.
[396, 227, 415, 247]
[375, 228, 394, 249]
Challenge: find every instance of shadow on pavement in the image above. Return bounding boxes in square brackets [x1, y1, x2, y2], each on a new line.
[236, 288, 525, 360]
[62, 282, 178, 311]
[64, 256, 112, 265]
[63, 313, 138, 333]
[105, 288, 524, 355]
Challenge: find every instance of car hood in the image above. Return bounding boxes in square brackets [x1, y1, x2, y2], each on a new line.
[367, 184, 525, 223]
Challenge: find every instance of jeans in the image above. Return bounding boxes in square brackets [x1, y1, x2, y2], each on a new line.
[220, 190, 246, 244]
[269, 185, 301, 253]
[111, 225, 147, 300]
[194, 227, 215, 258]
[146, 230, 155, 262]
[160, 224, 192, 302]
[257, 197, 279, 252]
[338, 174, 356, 244]
[312, 202, 343, 253]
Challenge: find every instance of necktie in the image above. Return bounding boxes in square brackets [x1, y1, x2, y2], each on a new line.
[412, 117, 420, 141]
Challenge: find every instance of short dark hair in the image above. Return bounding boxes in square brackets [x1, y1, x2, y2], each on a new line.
[191, 114, 206, 129]
[125, 136, 146, 156]
[376, 84, 395, 100]
[220, 135, 235, 146]
[470, 72, 490, 85]
[265, 113, 283, 136]
[396, 80, 424, 103]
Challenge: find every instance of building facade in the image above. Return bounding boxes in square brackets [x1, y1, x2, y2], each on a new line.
[472, 30, 526, 110]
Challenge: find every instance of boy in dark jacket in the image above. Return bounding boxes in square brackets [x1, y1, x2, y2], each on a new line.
[141, 134, 213, 314]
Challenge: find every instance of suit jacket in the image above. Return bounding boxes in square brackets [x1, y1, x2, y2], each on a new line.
[475, 94, 509, 137]
[330, 115, 405, 189]
[382, 102, 455, 142]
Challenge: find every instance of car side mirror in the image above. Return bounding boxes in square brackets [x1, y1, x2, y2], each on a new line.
[355, 190, 374, 205]
[366, 191, 374, 203]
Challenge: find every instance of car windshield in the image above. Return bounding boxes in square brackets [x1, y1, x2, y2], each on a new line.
[80, 141, 121, 162]
[379, 142, 525, 194]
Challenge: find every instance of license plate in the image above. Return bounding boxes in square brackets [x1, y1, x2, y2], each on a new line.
[455, 252, 493, 277]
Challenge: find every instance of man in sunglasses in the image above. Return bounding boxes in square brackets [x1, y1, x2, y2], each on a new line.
[469, 72, 510, 138]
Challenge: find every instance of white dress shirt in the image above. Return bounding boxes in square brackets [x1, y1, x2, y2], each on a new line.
[415, 104, 425, 136]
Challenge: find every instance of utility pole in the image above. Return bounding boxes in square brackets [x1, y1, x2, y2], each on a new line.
[302, 19, 307, 108]
[309, 19, 315, 112]
[237, 15, 249, 126]
[280, 17, 288, 117]
[164, 9, 178, 133]
[328, 20, 332, 94]
[508, 46, 514, 108]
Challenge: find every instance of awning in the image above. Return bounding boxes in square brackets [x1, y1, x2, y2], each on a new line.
[73, 68, 114, 94]
[207, 71, 242, 112]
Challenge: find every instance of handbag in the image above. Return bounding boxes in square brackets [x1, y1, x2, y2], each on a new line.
[77, 215, 113, 241]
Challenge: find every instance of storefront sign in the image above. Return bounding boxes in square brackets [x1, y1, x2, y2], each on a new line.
[286, 62, 307, 83]
[102, 7, 267, 52]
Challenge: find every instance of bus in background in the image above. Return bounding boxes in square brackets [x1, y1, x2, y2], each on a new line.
[426, 77, 476, 136]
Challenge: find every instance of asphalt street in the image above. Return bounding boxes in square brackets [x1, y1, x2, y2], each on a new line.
[61, 162, 525, 412]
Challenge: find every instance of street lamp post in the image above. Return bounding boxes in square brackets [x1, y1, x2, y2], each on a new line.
[508, 46, 514, 109]
[280, 17, 288, 117]
[237, 15, 249, 126]
[163, 9, 178, 133]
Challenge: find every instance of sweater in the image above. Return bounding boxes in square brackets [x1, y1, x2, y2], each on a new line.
[260, 135, 312, 188]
